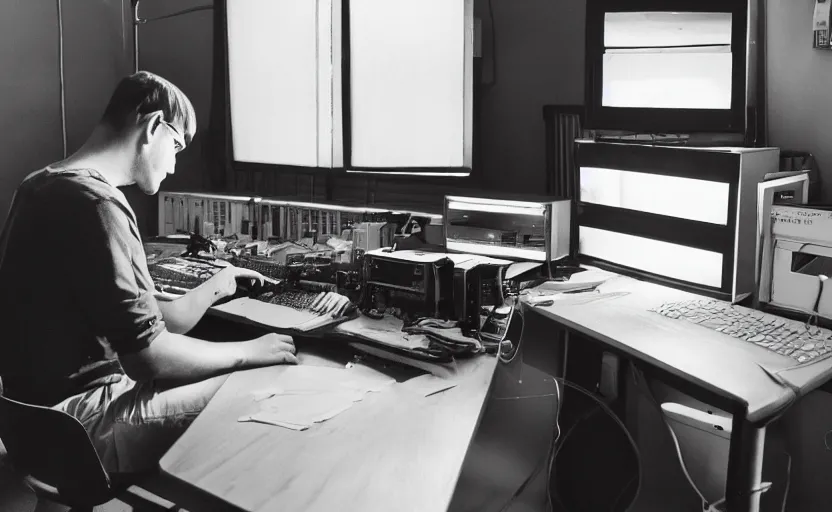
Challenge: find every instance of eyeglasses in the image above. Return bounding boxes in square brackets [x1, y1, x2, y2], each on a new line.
[159, 119, 186, 152]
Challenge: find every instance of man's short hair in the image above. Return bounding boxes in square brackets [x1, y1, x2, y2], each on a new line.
[100, 71, 196, 146]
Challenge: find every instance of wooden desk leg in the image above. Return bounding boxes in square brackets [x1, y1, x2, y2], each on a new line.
[724, 417, 766, 512]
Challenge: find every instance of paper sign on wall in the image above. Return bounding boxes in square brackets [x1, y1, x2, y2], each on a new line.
[814, 0, 830, 31]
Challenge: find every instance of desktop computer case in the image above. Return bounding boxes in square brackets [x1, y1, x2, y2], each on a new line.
[576, 141, 780, 302]
[443, 195, 571, 262]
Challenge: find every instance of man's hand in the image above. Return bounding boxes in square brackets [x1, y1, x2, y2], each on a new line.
[119, 331, 298, 383]
[209, 266, 267, 301]
[241, 333, 298, 366]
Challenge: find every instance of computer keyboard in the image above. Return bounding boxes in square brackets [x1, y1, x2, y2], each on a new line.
[255, 290, 356, 317]
[148, 257, 224, 294]
[651, 299, 832, 365]
[231, 256, 290, 281]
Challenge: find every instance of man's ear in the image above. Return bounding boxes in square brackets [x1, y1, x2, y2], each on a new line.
[139, 110, 165, 144]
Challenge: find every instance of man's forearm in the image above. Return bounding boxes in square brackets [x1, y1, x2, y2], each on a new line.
[119, 330, 297, 383]
[121, 331, 245, 382]
[157, 282, 222, 334]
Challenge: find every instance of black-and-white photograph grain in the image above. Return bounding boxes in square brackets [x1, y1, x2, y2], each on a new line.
[0, 1, 826, 511]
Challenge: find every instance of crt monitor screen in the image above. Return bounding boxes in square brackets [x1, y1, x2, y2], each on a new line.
[602, 11, 733, 110]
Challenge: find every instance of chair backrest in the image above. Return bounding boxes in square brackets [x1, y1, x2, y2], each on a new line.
[0, 377, 113, 506]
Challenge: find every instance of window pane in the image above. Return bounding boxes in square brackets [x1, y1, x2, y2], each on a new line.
[227, 0, 327, 167]
[602, 51, 732, 109]
[349, 0, 472, 169]
[580, 227, 723, 288]
[580, 166, 731, 225]
[604, 12, 732, 48]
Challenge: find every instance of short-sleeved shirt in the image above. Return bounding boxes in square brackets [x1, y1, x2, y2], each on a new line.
[0, 167, 166, 406]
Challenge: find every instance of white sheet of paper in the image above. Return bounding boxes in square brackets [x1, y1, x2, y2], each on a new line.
[243, 365, 397, 429]
[402, 374, 458, 397]
[258, 391, 362, 424]
[534, 269, 614, 292]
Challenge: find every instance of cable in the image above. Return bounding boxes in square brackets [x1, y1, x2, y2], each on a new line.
[485, 0, 497, 87]
[138, 5, 213, 23]
[56, 0, 67, 159]
[497, 377, 642, 512]
[630, 365, 709, 507]
[706, 482, 772, 511]
[549, 401, 604, 463]
[610, 476, 639, 512]
[494, 305, 520, 364]
[496, 379, 560, 512]
[133, 0, 140, 72]
[131, 1, 213, 73]
[780, 452, 790, 512]
[555, 378, 642, 512]
[630, 366, 785, 511]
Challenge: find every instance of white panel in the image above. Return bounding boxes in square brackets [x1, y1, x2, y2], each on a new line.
[602, 52, 732, 109]
[462, 0, 473, 169]
[580, 167, 731, 225]
[604, 12, 732, 48]
[317, 0, 334, 167]
[227, 0, 320, 167]
[331, 0, 344, 167]
[579, 227, 723, 288]
[447, 241, 545, 262]
[349, 0, 468, 168]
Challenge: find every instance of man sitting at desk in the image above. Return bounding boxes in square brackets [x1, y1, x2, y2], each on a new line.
[0, 72, 297, 475]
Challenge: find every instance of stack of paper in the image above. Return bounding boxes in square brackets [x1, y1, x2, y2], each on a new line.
[238, 365, 396, 430]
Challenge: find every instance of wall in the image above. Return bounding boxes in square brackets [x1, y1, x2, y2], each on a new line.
[474, 0, 586, 192]
[0, 0, 137, 231]
[0, 0, 70, 227]
[768, 0, 832, 200]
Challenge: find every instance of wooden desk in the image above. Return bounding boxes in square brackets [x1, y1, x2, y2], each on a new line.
[158, 347, 499, 512]
[528, 268, 832, 512]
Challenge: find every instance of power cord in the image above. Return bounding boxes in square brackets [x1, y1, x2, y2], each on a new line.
[56, 0, 67, 159]
[780, 452, 791, 512]
[630, 365, 710, 507]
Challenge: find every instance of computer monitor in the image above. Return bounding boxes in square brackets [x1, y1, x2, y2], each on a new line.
[585, 0, 748, 133]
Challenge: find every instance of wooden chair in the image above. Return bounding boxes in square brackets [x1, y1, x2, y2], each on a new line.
[0, 376, 171, 511]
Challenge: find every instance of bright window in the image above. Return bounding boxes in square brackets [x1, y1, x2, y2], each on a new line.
[347, 0, 473, 170]
[226, 0, 473, 173]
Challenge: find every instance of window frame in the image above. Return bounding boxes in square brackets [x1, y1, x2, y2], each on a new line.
[223, 0, 475, 178]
